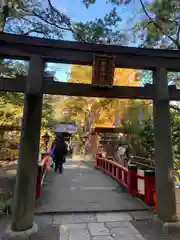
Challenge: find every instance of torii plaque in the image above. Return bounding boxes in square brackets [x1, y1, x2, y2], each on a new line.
[92, 54, 115, 87]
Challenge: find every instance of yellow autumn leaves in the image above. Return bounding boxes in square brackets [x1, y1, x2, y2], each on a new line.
[65, 65, 142, 128]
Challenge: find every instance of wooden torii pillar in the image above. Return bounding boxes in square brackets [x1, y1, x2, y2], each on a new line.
[6, 56, 44, 237]
[153, 68, 177, 224]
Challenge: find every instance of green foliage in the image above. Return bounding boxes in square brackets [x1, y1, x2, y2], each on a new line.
[138, 118, 154, 158]
[141, 70, 153, 85]
[73, 8, 127, 44]
[0, 0, 131, 45]
[133, 0, 180, 49]
[81, 0, 180, 49]
[120, 101, 180, 176]
[141, 70, 180, 88]
[171, 110, 180, 162]
[0, 59, 56, 157]
[0, 0, 74, 38]
[0, 61, 27, 137]
[120, 100, 153, 157]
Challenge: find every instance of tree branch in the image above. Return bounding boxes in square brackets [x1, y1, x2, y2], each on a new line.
[139, 0, 179, 48]
[47, 0, 86, 43]
[142, 21, 151, 31]
[170, 104, 180, 113]
[176, 25, 180, 47]
[23, 15, 71, 32]
[20, 2, 79, 38]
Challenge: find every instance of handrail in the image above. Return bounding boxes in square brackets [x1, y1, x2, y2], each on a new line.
[36, 152, 50, 198]
[131, 160, 155, 169]
[94, 154, 156, 208]
[131, 156, 155, 165]
[131, 155, 154, 161]
[95, 154, 179, 214]
[132, 157, 179, 180]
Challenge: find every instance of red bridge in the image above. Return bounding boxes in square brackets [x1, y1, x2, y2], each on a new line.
[35, 152, 180, 219]
[94, 153, 180, 219]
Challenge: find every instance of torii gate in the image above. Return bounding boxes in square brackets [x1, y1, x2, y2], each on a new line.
[0, 33, 180, 237]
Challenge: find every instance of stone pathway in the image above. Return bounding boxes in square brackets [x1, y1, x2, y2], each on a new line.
[56, 212, 148, 240]
[35, 160, 148, 213]
[0, 211, 164, 239]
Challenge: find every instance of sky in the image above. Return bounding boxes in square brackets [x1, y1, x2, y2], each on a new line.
[53, 0, 139, 24]
[47, 0, 142, 82]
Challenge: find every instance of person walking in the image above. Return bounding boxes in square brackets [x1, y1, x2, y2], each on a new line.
[50, 136, 58, 168]
[53, 135, 68, 173]
[117, 145, 126, 165]
[124, 145, 131, 167]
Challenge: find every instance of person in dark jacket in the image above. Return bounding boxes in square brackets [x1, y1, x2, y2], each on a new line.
[50, 137, 58, 163]
[53, 135, 68, 173]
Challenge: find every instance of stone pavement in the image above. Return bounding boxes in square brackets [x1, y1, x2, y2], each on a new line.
[35, 160, 148, 213]
[0, 211, 164, 239]
[55, 211, 157, 240]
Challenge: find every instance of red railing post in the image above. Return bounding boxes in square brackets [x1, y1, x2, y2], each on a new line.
[36, 153, 50, 199]
[99, 156, 101, 168]
[124, 169, 128, 184]
[105, 161, 108, 172]
[144, 170, 156, 205]
[99, 158, 102, 168]
[36, 166, 42, 199]
[109, 163, 113, 175]
[117, 167, 122, 182]
[113, 166, 117, 178]
[107, 162, 110, 172]
[127, 164, 138, 196]
[46, 153, 50, 168]
[153, 191, 157, 214]
[103, 159, 105, 170]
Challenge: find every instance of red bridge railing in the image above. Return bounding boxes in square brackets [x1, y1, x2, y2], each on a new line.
[94, 153, 156, 211]
[36, 152, 50, 199]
